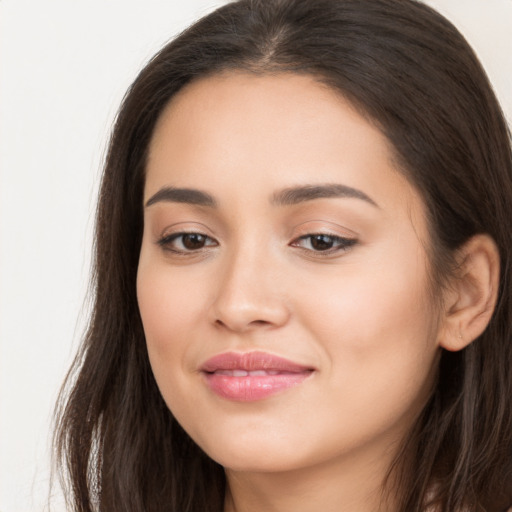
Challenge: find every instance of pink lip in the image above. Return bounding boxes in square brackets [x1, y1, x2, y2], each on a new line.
[200, 351, 314, 402]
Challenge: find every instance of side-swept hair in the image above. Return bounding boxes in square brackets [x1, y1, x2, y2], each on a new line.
[54, 1, 512, 510]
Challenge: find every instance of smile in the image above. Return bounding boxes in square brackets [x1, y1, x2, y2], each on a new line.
[201, 351, 315, 402]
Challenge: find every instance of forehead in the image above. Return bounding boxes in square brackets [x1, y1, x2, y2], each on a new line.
[145, 71, 424, 221]
[149, 72, 392, 168]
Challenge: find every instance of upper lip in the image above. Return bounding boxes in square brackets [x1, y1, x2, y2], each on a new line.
[201, 351, 314, 373]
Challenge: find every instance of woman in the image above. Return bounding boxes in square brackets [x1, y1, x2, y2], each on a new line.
[54, 0, 512, 510]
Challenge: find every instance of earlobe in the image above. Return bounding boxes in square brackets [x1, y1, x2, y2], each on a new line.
[439, 234, 500, 352]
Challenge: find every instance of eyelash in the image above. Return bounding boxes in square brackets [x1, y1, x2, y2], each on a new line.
[157, 231, 357, 257]
[291, 233, 357, 254]
[157, 232, 218, 254]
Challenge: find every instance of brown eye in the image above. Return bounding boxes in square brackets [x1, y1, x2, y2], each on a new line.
[291, 234, 357, 253]
[310, 234, 336, 251]
[158, 232, 218, 253]
[181, 233, 208, 250]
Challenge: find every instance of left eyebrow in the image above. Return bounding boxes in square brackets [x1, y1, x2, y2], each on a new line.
[271, 183, 379, 208]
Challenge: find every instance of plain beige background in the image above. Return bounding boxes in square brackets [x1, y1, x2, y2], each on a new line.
[0, 1, 511, 511]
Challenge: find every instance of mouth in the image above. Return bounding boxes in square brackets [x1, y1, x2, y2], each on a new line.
[200, 351, 315, 402]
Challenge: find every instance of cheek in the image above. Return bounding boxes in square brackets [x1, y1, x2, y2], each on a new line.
[293, 249, 439, 416]
[136, 257, 207, 392]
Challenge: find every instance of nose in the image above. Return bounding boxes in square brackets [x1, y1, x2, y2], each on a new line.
[209, 246, 291, 333]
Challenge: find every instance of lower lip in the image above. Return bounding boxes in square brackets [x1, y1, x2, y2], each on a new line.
[203, 372, 312, 401]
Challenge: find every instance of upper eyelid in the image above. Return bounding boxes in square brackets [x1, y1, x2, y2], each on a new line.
[157, 222, 218, 240]
[156, 225, 356, 241]
[293, 230, 354, 239]
[292, 220, 358, 238]
[291, 233, 357, 246]
[153, 214, 358, 238]
[158, 231, 217, 243]
[294, 233, 354, 241]
[157, 230, 352, 240]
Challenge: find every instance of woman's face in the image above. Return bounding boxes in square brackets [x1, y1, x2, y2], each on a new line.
[137, 72, 444, 474]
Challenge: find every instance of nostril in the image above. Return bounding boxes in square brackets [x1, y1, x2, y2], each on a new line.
[214, 317, 276, 332]
[215, 318, 269, 328]
[250, 320, 270, 326]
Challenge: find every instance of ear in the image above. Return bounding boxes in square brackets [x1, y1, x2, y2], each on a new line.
[439, 234, 500, 352]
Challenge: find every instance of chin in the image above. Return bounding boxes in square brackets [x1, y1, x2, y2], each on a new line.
[194, 428, 313, 473]
[212, 450, 307, 474]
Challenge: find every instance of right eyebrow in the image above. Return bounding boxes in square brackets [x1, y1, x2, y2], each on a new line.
[145, 187, 217, 208]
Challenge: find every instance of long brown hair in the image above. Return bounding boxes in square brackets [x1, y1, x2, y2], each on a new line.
[54, 1, 512, 510]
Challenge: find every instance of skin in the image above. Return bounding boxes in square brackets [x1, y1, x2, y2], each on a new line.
[136, 72, 475, 511]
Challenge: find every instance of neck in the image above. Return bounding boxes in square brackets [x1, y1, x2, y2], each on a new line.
[223, 437, 401, 512]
